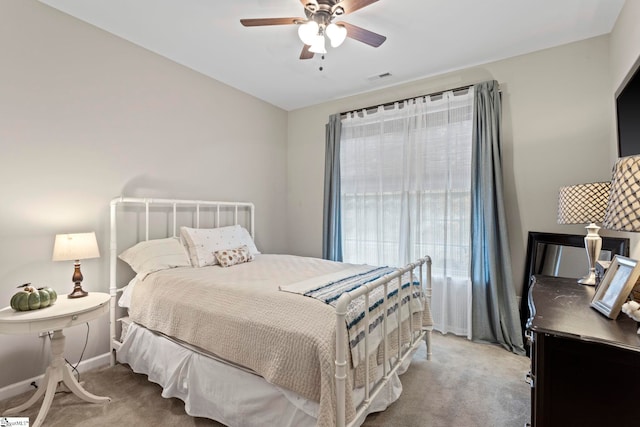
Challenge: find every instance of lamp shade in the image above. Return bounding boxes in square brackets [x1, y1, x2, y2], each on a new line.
[557, 182, 611, 225]
[309, 34, 327, 54]
[603, 156, 640, 232]
[326, 23, 347, 47]
[52, 232, 100, 261]
[298, 21, 319, 45]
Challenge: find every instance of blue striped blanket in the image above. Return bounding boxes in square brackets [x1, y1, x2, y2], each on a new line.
[280, 265, 425, 367]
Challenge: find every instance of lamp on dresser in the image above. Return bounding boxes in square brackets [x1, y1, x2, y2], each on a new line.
[557, 181, 611, 285]
[52, 232, 100, 298]
[603, 155, 640, 233]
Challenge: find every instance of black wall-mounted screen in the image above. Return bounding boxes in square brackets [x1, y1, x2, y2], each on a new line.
[617, 62, 640, 157]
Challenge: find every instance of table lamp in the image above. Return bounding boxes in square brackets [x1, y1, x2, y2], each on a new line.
[603, 156, 640, 233]
[557, 181, 611, 285]
[52, 232, 100, 298]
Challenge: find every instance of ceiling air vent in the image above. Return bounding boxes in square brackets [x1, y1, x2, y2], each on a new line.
[367, 72, 393, 82]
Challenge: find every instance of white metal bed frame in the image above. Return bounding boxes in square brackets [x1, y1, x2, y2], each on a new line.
[108, 196, 432, 427]
[335, 258, 432, 427]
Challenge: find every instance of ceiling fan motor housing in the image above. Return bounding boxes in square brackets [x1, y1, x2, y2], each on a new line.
[304, 1, 344, 25]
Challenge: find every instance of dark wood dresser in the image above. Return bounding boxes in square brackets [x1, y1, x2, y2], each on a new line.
[526, 275, 640, 427]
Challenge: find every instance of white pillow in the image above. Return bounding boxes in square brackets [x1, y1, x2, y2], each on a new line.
[118, 237, 191, 278]
[118, 276, 138, 308]
[180, 225, 260, 267]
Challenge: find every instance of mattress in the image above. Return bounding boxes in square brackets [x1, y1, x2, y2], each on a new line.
[126, 254, 431, 426]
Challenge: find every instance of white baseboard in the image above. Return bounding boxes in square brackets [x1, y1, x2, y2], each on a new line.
[0, 352, 110, 402]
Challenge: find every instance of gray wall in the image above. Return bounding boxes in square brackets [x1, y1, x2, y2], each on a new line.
[287, 35, 615, 297]
[0, 0, 287, 390]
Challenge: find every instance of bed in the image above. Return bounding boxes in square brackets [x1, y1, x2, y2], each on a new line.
[108, 197, 433, 427]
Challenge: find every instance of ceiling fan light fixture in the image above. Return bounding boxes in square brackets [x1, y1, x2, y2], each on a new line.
[298, 21, 319, 46]
[309, 34, 327, 54]
[326, 23, 347, 48]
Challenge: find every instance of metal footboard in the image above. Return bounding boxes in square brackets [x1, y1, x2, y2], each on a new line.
[335, 256, 432, 427]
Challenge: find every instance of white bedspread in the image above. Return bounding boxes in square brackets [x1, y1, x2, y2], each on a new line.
[128, 254, 431, 427]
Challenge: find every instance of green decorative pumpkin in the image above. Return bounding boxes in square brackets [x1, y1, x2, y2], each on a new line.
[10, 286, 40, 311]
[37, 287, 57, 308]
[28, 290, 40, 309]
[9, 290, 28, 311]
[10, 284, 57, 311]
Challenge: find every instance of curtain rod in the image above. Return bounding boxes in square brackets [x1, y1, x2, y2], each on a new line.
[339, 83, 476, 118]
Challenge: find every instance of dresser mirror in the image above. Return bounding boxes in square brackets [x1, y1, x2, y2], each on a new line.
[519, 231, 630, 333]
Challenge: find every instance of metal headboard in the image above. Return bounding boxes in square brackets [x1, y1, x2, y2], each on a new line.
[108, 196, 255, 364]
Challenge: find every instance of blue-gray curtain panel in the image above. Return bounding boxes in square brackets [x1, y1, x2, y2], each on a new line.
[470, 80, 525, 355]
[322, 113, 343, 261]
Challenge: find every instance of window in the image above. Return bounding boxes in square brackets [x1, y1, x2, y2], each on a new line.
[340, 89, 474, 335]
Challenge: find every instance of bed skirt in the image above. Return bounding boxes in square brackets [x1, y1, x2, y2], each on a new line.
[117, 322, 414, 427]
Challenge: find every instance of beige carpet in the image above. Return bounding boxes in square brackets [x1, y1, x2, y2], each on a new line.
[0, 333, 530, 426]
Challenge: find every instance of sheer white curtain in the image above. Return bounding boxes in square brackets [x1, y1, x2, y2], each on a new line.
[340, 88, 474, 336]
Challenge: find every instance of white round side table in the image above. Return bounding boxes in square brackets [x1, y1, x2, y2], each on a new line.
[0, 292, 111, 427]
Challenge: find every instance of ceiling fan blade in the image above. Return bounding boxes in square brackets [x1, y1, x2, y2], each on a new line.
[334, 0, 379, 15]
[300, 45, 314, 60]
[337, 21, 386, 47]
[240, 17, 302, 27]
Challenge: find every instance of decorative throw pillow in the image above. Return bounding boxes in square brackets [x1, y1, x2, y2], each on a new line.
[214, 245, 254, 268]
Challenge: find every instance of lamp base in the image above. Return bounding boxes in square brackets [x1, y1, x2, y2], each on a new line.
[578, 272, 597, 286]
[68, 262, 88, 298]
[578, 223, 602, 287]
[68, 283, 88, 299]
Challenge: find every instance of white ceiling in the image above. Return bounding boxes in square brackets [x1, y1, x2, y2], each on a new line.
[39, 0, 625, 111]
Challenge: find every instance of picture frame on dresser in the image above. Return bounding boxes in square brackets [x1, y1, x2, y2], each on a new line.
[591, 255, 640, 319]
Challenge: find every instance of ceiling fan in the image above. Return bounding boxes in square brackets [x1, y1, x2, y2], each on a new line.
[240, 0, 386, 60]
